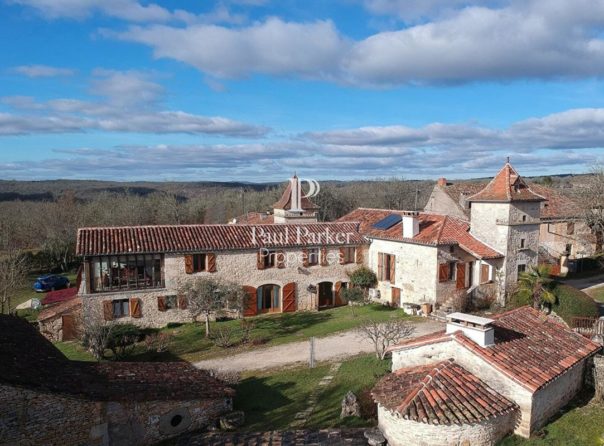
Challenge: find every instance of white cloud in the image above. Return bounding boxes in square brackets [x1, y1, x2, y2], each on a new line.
[11, 64, 75, 78]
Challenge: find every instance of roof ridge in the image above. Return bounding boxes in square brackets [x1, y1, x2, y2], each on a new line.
[394, 361, 450, 414]
[435, 215, 448, 243]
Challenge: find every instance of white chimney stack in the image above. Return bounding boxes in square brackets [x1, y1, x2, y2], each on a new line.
[289, 176, 302, 212]
[401, 211, 420, 239]
[445, 312, 495, 347]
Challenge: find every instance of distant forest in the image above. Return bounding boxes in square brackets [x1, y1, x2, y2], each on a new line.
[0, 173, 586, 273]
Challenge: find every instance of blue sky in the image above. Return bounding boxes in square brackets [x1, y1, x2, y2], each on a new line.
[2, 0, 604, 181]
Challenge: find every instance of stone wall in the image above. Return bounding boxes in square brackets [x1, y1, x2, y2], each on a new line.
[423, 186, 469, 221]
[0, 383, 232, 446]
[377, 404, 517, 446]
[594, 355, 604, 402]
[368, 238, 438, 305]
[81, 246, 363, 328]
[539, 220, 595, 260]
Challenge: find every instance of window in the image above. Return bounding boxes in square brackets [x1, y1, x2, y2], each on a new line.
[565, 243, 572, 255]
[342, 247, 356, 264]
[519, 238, 526, 249]
[517, 264, 527, 278]
[308, 248, 320, 266]
[257, 284, 280, 312]
[263, 250, 277, 268]
[449, 246, 455, 253]
[165, 295, 178, 310]
[113, 299, 129, 318]
[522, 215, 527, 222]
[192, 254, 206, 272]
[448, 262, 456, 280]
[567, 222, 575, 235]
[480, 264, 490, 284]
[378, 253, 395, 282]
[90, 254, 164, 293]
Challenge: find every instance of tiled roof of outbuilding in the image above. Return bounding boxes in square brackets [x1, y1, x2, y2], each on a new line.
[38, 296, 81, 322]
[371, 359, 518, 425]
[388, 307, 601, 392]
[337, 208, 503, 259]
[467, 163, 545, 203]
[76, 222, 366, 256]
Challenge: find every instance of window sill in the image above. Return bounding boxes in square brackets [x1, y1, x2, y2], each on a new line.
[84, 287, 168, 296]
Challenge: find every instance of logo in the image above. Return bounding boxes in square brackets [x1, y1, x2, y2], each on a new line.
[300, 178, 320, 198]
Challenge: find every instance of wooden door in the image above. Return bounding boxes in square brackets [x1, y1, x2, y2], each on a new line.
[61, 315, 77, 341]
[391, 287, 401, 308]
[334, 281, 344, 306]
[456, 263, 466, 289]
[282, 282, 296, 313]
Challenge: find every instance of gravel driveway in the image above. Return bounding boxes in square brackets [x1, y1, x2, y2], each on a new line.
[194, 320, 443, 373]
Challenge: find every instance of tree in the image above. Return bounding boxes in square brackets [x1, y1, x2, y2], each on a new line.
[355, 319, 415, 360]
[579, 166, 604, 253]
[348, 266, 377, 292]
[517, 265, 557, 310]
[82, 321, 113, 361]
[0, 249, 29, 314]
[341, 287, 364, 316]
[179, 278, 246, 338]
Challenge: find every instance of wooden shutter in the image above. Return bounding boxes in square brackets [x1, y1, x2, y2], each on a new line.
[389, 255, 396, 285]
[84, 260, 92, 294]
[377, 253, 383, 281]
[277, 251, 285, 269]
[282, 282, 296, 313]
[355, 248, 363, 264]
[480, 264, 490, 283]
[339, 248, 346, 265]
[103, 300, 113, 321]
[184, 255, 194, 274]
[438, 263, 450, 282]
[178, 295, 188, 310]
[391, 287, 401, 308]
[257, 250, 265, 270]
[302, 249, 309, 267]
[456, 263, 466, 289]
[130, 298, 142, 318]
[207, 253, 217, 273]
[243, 285, 258, 317]
[334, 281, 343, 306]
[320, 247, 328, 266]
[157, 296, 166, 312]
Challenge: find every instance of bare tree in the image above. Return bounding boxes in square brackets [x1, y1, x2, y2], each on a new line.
[356, 319, 415, 360]
[579, 166, 604, 253]
[179, 278, 246, 338]
[82, 320, 114, 361]
[0, 249, 29, 314]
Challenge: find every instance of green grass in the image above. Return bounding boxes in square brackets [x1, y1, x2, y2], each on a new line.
[587, 286, 604, 303]
[235, 353, 390, 431]
[115, 304, 418, 363]
[54, 341, 96, 361]
[498, 392, 604, 446]
[7, 271, 77, 313]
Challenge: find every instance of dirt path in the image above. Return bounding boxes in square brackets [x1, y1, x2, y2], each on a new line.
[562, 273, 604, 291]
[194, 320, 443, 373]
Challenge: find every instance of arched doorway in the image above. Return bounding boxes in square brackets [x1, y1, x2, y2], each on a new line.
[257, 284, 281, 313]
[318, 281, 334, 308]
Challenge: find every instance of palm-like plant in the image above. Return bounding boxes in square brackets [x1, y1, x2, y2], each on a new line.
[517, 265, 557, 310]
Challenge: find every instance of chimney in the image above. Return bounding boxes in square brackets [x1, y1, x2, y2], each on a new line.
[401, 211, 420, 239]
[437, 177, 447, 187]
[445, 312, 495, 347]
[289, 175, 302, 212]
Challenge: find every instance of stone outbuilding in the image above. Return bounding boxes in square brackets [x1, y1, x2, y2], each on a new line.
[38, 295, 82, 341]
[374, 307, 601, 446]
[0, 315, 234, 446]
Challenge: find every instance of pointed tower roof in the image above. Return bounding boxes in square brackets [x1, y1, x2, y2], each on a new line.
[273, 176, 320, 210]
[467, 163, 545, 203]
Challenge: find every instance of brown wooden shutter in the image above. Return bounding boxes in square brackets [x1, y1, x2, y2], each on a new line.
[277, 251, 285, 269]
[377, 253, 383, 281]
[456, 263, 466, 289]
[243, 285, 258, 316]
[480, 264, 490, 283]
[389, 255, 396, 285]
[391, 287, 401, 308]
[438, 263, 450, 282]
[184, 255, 194, 274]
[103, 300, 113, 321]
[130, 298, 142, 318]
[157, 296, 166, 312]
[339, 248, 346, 265]
[334, 281, 343, 306]
[356, 248, 363, 264]
[282, 282, 296, 313]
[84, 260, 92, 294]
[257, 250, 265, 270]
[207, 253, 217, 273]
[178, 295, 188, 310]
[302, 249, 309, 267]
[320, 247, 328, 266]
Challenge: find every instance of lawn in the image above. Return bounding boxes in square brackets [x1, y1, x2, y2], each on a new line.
[109, 304, 418, 363]
[587, 286, 604, 303]
[498, 392, 604, 446]
[54, 341, 96, 361]
[235, 353, 390, 431]
[7, 271, 77, 313]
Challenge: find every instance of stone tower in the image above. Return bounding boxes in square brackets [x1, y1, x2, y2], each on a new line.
[273, 175, 320, 224]
[467, 162, 545, 300]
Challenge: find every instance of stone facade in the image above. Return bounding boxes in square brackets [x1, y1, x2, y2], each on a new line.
[377, 404, 517, 446]
[0, 383, 232, 446]
[81, 246, 364, 328]
[424, 184, 470, 220]
[539, 220, 595, 261]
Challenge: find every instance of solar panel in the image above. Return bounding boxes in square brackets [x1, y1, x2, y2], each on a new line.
[372, 214, 402, 230]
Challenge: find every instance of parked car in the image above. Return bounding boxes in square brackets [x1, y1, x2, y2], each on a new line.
[33, 274, 70, 292]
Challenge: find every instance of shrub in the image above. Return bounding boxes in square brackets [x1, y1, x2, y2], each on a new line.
[213, 325, 236, 348]
[106, 324, 142, 359]
[348, 266, 377, 290]
[144, 332, 172, 353]
[240, 319, 256, 344]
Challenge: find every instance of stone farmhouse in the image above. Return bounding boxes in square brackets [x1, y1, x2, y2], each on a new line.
[372, 307, 601, 446]
[424, 169, 596, 273]
[0, 315, 234, 445]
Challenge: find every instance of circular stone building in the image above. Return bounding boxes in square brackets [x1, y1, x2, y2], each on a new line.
[371, 359, 519, 446]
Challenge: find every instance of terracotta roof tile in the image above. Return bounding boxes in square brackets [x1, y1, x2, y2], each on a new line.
[38, 296, 81, 322]
[467, 163, 545, 203]
[389, 307, 601, 392]
[338, 208, 502, 259]
[372, 359, 518, 425]
[41, 287, 79, 306]
[76, 222, 366, 256]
